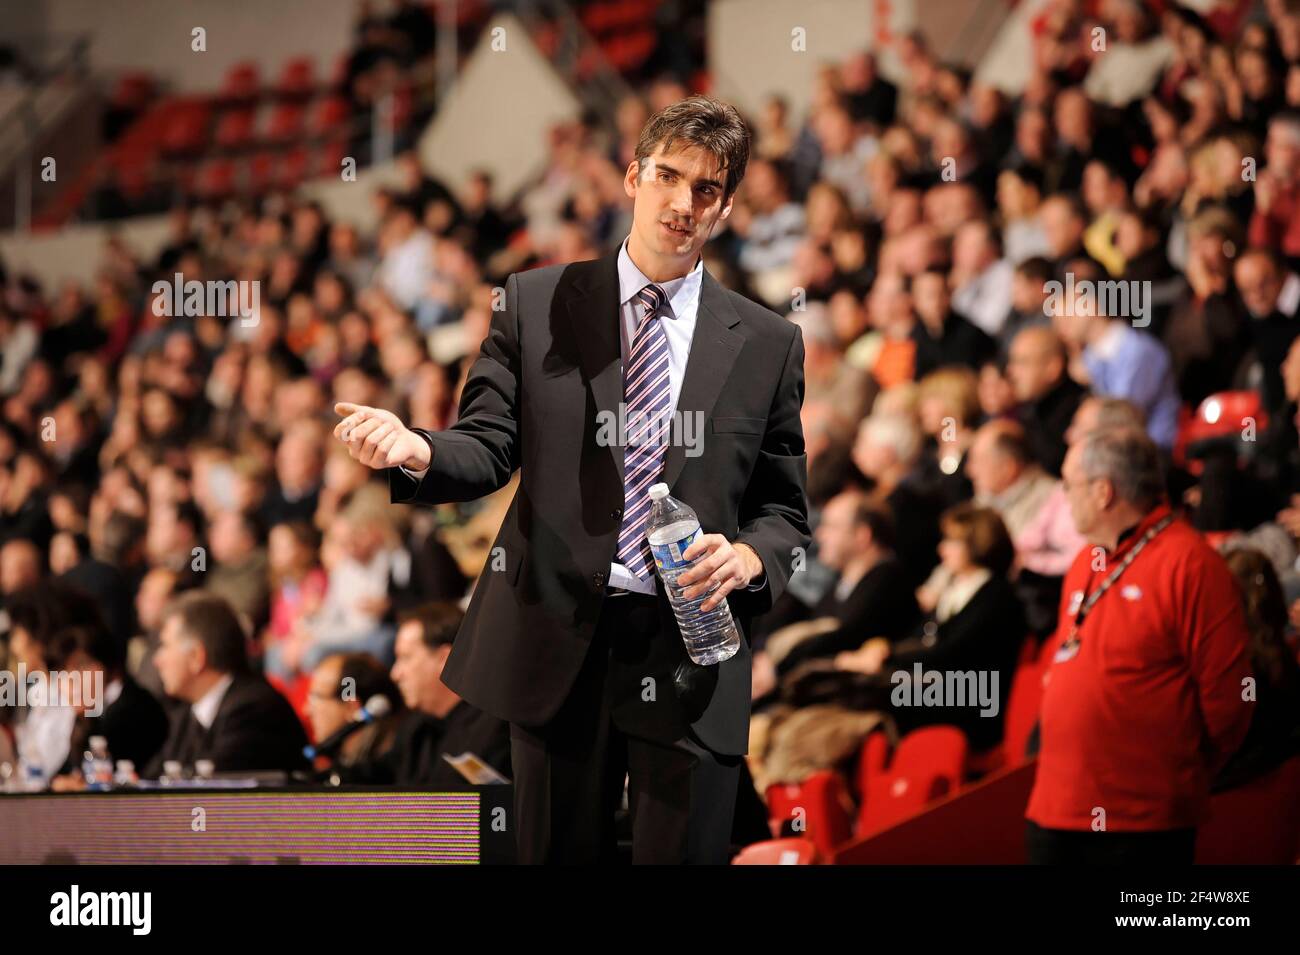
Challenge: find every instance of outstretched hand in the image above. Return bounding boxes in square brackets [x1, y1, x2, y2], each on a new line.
[333, 402, 432, 472]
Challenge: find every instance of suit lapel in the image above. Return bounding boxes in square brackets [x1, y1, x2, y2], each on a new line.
[564, 255, 624, 479]
[661, 271, 743, 491]
[561, 254, 744, 490]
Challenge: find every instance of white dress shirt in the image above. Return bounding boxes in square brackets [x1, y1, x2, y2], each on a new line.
[191, 673, 234, 731]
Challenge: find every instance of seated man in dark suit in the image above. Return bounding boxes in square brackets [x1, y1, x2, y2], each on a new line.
[52, 622, 169, 779]
[386, 602, 511, 787]
[145, 591, 309, 778]
[752, 487, 919, 699]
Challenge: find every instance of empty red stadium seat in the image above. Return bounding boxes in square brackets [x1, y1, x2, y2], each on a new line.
[764, 769, 854, 856]
[276, 56, 316, 97]
[266, 102, 305, 141]
[214, 108, 256, 149]
[220, 61, 260, 101]
[731, 838, 819, 865]
[858, 726, 967, 836]
[1175, 390, 1269, 475]
[246, 152, 277, 194]
[161, 102, 211, 156]
[318, 139, 350, 178]
[311, 96, 351, 136]
[110, 71, 155, 110]
[277, 147, 310, 189]
[193, 158, 236, 199]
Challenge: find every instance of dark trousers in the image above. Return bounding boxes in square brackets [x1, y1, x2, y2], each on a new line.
[510, 589, 742, 864]
[1025, 820, 1197, 864]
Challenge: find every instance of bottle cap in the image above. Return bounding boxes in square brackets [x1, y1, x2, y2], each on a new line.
[163, 760, 183, 778]
[648, 483, 669, 500]
[89, 735, 108, 752]
[195, 759, 215, 778]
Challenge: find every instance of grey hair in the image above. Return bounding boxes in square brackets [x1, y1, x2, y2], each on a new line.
[1079, 427, 1165, 510]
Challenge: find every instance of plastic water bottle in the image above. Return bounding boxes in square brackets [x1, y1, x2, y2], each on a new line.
[84, 736, 113, 791]
[645, 483, 741, 665]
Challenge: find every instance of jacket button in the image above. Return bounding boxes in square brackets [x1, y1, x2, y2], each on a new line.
[611, 507, 623, 520]
[592, 571, 606, 589]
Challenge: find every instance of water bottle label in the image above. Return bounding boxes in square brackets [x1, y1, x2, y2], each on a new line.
[651, 527, 701, 572]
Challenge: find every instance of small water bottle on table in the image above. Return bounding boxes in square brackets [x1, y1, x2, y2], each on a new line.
[645, 483, 741, 666]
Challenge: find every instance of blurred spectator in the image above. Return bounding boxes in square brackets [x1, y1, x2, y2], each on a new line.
[146, 591, 308, 777]
[1214, 548, 1300, 790]
[50, 621, 168, 779]
[303, 651, 404, 781]
[385, 602, 510, 786]
[754, 487, 919, 695]
[1027, 429, 1252, 863]
[1007, 326, 1087, 475]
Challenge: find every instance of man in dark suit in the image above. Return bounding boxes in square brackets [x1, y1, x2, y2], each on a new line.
[145, 591, 308, 778]
[52, 623, 168, 776]
[385, 602, 511, 787]
[335, 96, 811, 863]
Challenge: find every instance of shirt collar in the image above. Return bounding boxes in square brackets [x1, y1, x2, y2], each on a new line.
[191, 673, 234, 730]
[1111, 503, 1172, 556]
[617, 235, 703, 319]
[1092, 320, 1127, 359]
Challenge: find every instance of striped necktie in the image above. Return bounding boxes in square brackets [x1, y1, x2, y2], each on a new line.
[615, 283, 671, 579]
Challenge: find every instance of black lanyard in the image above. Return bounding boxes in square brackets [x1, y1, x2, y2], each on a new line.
[1060, 514, 1173, 652]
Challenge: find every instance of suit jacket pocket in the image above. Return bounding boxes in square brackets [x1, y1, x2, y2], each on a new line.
[710, 416, 765, 435]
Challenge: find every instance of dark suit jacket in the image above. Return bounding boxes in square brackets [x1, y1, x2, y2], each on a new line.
[384, 704, 513, 787]
[389, 251, 811, 755]
[888, 575, 1027, 751]
[145, 671, 309, 777]
[777, 558, 921, 676]
[59, 676, 169, 776]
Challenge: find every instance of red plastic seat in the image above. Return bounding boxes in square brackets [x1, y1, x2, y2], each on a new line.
[276, 56, 315, 97]
[266, 102, 304, 141]
[1176, 390, 1268, 475]
[731, 838, 819, 865]
[246, 152, 276, 193]
[311, 95, 351, 136]
[858, 726, 967, 836]
[214, 108, 256, 149]
[764, 769, 854, 857]
[318, 139, 351, 178]
[110, 71, 155, 110]
[161, 102, 210, 156]
[193, 158, 236, 199]
[220, 61, 260, 101]
[276, 147, 310, 189]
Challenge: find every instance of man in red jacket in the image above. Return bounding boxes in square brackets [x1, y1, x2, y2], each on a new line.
[1026, 428, 1253, 863]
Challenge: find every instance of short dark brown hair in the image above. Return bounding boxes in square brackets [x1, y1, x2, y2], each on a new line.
[634, 95, 751, 201]
[397, 602, 464, 651]
[161, 590, 251, 675]
[940, 503, 1015, 577]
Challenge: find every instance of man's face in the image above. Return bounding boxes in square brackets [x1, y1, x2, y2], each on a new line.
[305, 658, 356, 743]
[1006, 332, 1061, 403]
[813, 492, 862, 571]
[390, 622, 448, 715]
[1040, 199, 1081, 257]
[1235, 254, 1282, 317]
[1266, 123, 1300, 179]
[966, 430, 1013, 497]
[1061, 444, 1105, 540]
[912, 273, 949, 324]
[1065, 398, 1101, 448]
[624, 143, 733, 269]
[153, 615, 205, 700]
